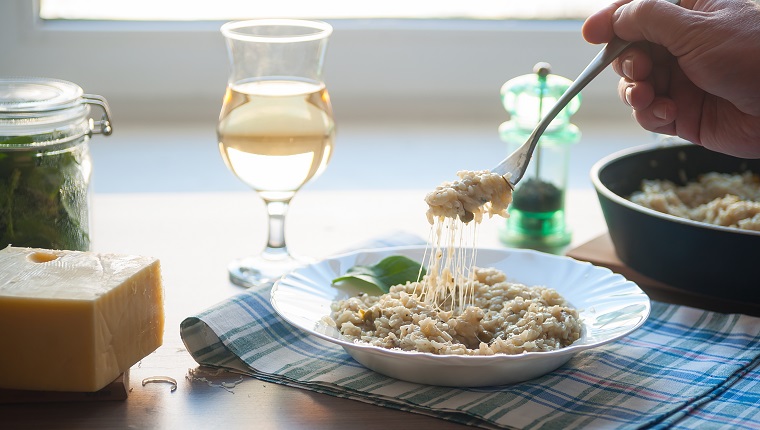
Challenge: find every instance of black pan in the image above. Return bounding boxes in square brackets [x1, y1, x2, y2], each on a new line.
[591, 141, 760, 304]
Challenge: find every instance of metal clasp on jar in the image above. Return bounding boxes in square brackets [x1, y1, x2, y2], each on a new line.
[82, 94, 113, 136]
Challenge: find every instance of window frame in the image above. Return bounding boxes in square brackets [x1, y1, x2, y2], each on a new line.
[1, 0, 626, 124]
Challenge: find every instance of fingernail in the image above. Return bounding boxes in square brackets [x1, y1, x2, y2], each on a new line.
[625, 86, 632, 106]
[653, 103, 668, 120]
[622, 58, 634, 79]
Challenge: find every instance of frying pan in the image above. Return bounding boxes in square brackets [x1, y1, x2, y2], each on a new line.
[591, 141, 760, 303]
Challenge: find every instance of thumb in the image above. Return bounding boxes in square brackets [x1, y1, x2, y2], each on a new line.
[612, 0, 693, 49]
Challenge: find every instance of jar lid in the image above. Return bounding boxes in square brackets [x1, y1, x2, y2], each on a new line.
[0, 77, 112, 142]
[0, 77, 84, 113]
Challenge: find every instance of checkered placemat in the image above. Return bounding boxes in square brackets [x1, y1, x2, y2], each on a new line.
[180, 233, 760, 429]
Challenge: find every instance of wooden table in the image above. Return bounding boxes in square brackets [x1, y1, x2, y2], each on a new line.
[1, 188, 744, 429]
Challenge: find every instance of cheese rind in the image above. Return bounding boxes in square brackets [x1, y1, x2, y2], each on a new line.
[0, 246, 164, 392]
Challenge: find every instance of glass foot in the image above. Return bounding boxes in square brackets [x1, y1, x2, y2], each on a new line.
[227, 254, 314, 288]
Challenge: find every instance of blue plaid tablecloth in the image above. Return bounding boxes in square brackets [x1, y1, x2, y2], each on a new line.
[180, 234, 760, 429]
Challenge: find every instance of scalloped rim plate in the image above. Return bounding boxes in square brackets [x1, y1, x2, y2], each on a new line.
[271, 245, 650, 387]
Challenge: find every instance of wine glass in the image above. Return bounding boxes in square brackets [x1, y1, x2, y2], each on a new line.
[218, 19, 335, 287]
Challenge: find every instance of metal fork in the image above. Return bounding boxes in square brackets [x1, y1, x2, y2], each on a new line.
[492, 0, 679, 186]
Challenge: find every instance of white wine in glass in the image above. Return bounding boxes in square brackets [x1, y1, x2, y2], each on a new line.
[218, 20, 334, 287]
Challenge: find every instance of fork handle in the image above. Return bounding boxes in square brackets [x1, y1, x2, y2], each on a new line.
[537, 0, 682, 140]
[553, 0, 682, 125]
[510, 36, 633, 182]
[528, 36, 632, 146]
[498, 0, 680, 184]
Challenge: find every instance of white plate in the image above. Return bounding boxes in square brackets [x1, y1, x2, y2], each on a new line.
[271, 245, 650, 387]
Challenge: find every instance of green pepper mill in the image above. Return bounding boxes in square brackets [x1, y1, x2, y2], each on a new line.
[498, 63, 581, 254]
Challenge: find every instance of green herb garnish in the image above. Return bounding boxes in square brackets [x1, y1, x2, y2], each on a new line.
[332, 255, 426, 294]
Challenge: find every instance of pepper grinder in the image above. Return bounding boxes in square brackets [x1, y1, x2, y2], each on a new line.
[498, 63, 581, 254]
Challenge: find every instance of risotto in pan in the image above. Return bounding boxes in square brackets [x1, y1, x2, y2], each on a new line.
[630, 171, 760, 231]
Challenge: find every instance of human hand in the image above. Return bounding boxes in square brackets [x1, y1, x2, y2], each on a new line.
[582, 0, 760, 158]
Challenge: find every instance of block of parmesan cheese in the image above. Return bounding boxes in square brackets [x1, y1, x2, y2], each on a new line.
[0, 246, 164, 392]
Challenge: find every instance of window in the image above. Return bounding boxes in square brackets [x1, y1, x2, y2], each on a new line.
[1, 1, 624, 124]
[40, 1, 612, 21]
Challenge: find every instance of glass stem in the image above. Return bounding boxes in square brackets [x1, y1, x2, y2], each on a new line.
[262, 199, 291, 259]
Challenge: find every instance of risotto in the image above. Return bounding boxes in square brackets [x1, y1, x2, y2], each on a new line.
[329, 266, 582, 356]
[421, 169, 515, 311]
[630, 172, 760, 231]
[425, 169, 513, 224]
[328, 167, 581, 356]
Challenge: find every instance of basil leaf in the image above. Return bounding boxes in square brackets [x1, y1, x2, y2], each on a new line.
[332, 255, 426, 294]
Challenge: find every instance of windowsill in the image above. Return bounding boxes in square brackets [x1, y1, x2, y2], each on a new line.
[90, 115, 653, 194]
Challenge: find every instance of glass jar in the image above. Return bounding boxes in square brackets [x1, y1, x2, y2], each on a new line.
[0, 77, 113, 251]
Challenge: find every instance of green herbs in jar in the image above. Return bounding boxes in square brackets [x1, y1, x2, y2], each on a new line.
[0, 136, 92, 251]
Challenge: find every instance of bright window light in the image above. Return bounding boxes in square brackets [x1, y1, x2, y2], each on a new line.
[39, 0, 611, 21]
